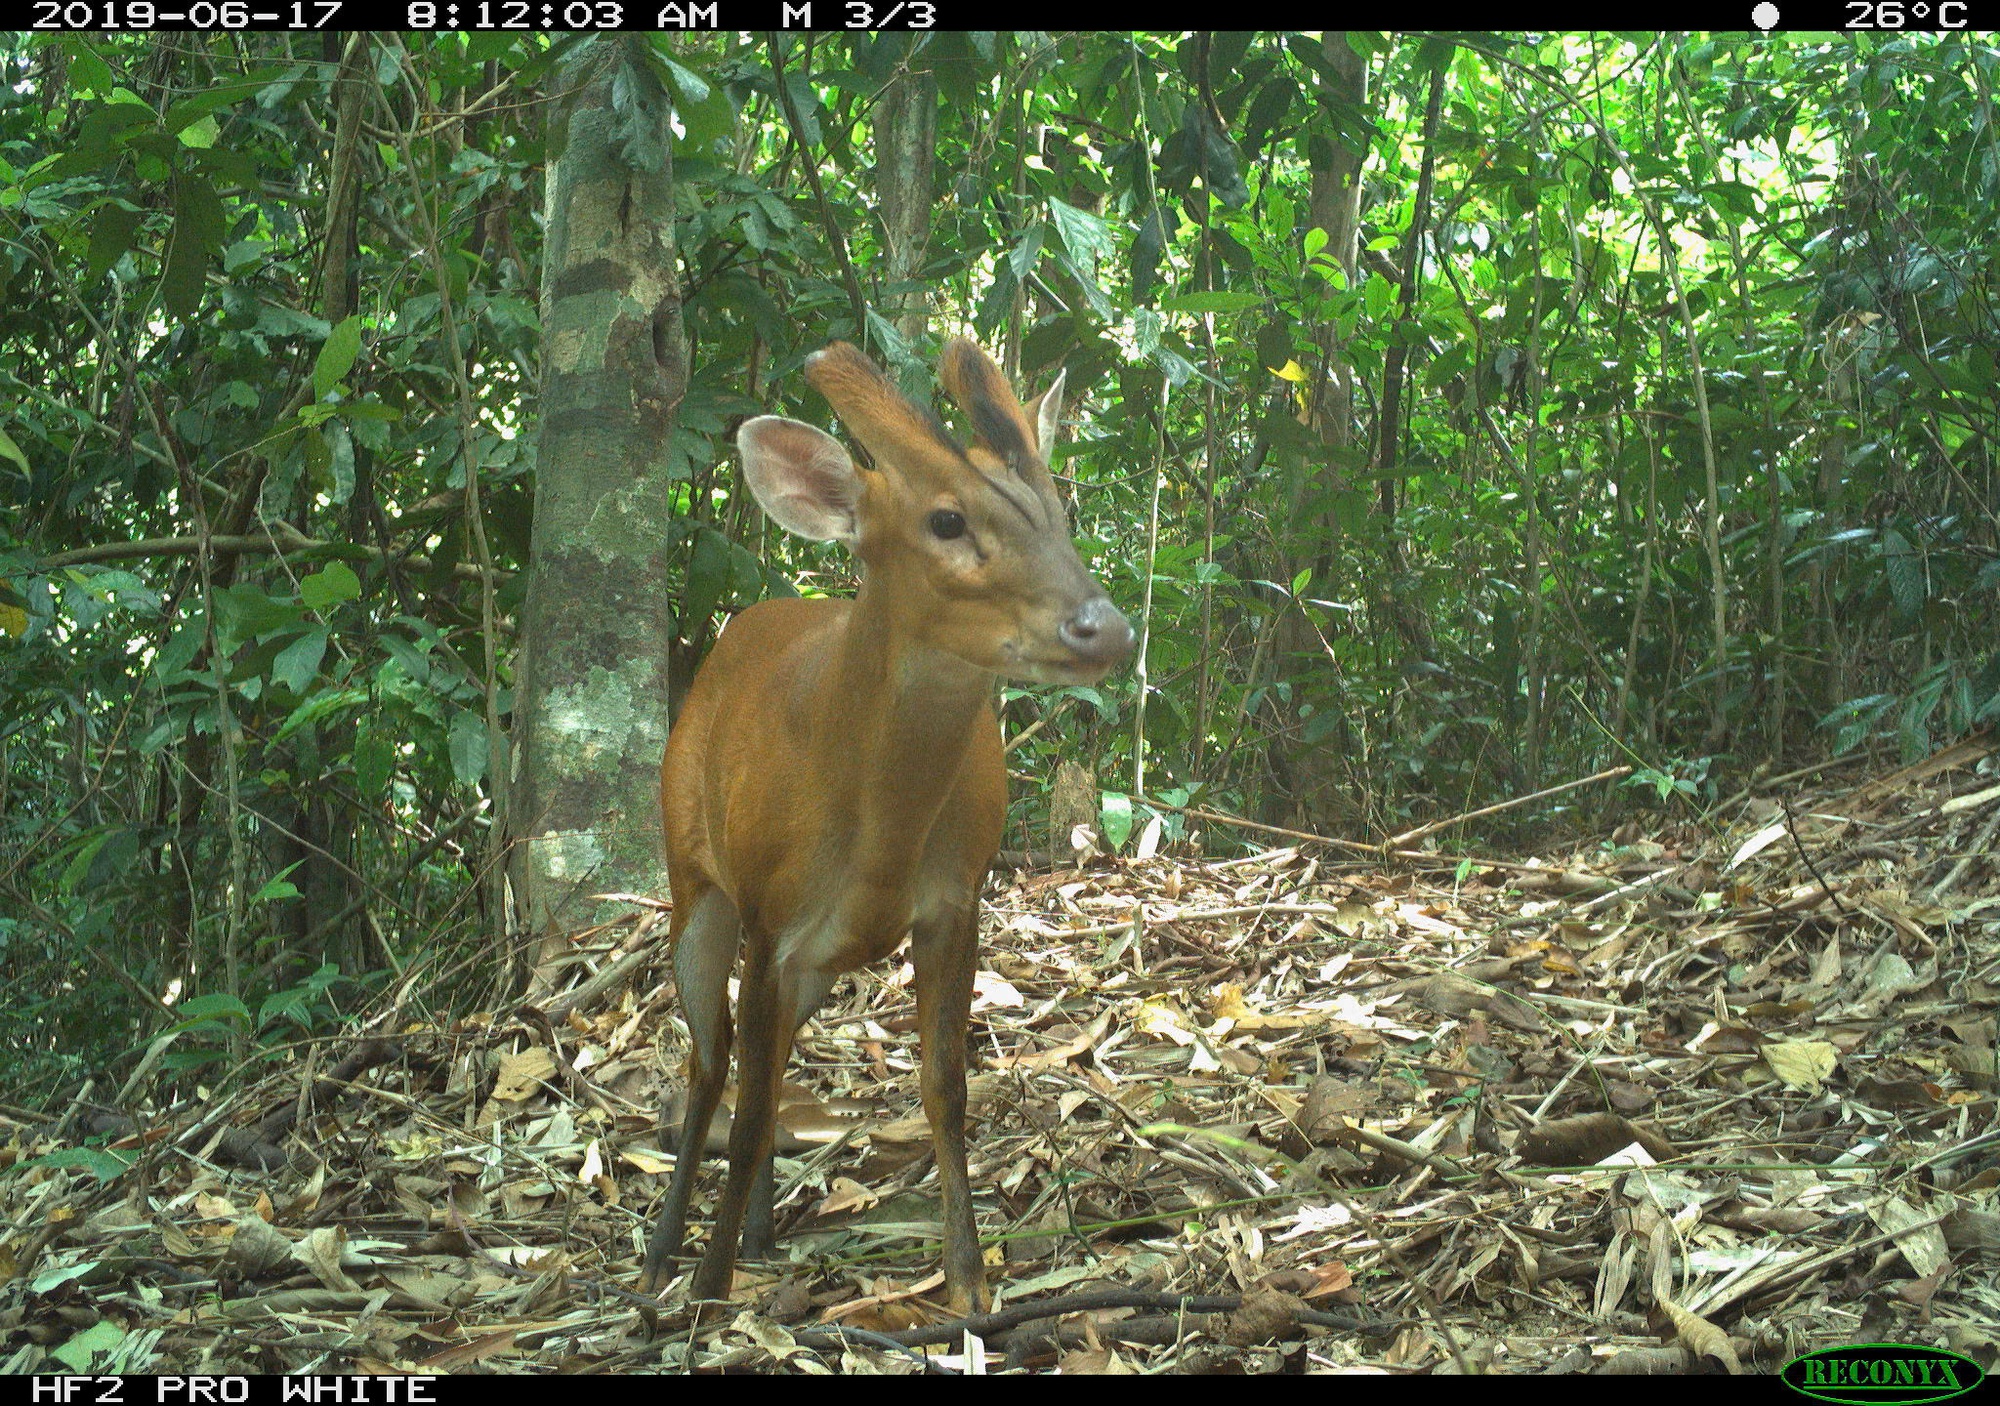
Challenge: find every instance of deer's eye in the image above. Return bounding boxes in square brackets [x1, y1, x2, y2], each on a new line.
[928, 510, 967, 540]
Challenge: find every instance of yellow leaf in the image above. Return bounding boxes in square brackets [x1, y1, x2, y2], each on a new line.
[1272, 359, 1307, 383]
[1763, 1039, 1837, 1092]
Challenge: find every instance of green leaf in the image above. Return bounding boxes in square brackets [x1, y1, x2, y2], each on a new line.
[378, 633, 431, 686]
[1160, 290, 1263, 315]
[448, 709, 488, 786]
[259, 986, 312, 1029]
[1364, 271, 1396, 319]
[59, 829, 116, 895]
[273, 685, 366, 746]
[660, 53, 711, 105]
[213, 583, 302, 652]
[1881, 528, 1925, 621]
[682, 526, 731, 630]
[155, 607, 206, 679]
[314, 314, 363, 399]
[177, 114, 220, 149]
[1049, 197, 1116, 275]
[250, 861, 304, 906]
[300, 561, 361, 612]
[1132, 205, 1168, 302]
[1303, 225, 1329, 261]
[162, 72, 269, 132]
[326, 422, 355, 505]
[271, 628, 328, 695]
[26, 1149, 131, 1187]
[1099, 791, 1134, 851]
[1008, 225, 1045, 281]
[1242, 73, 1296, 157]
[159, 172, 226, 319]
[354, 730, 393, 800]
[86, 201, 142, 283]
[52, 1322, 128, 1375]
[465, 33, 521, 62]
[173, 992, 252, 1027]
[0, 426, 28, 472]
[66, 41, 115, 98]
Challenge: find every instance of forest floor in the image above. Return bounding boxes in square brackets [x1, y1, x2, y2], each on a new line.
[5, 736, 1999, 1375]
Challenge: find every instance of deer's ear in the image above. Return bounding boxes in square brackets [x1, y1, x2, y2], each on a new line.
[737, 416, 861, 544]
[1024, 368, 1067, 460]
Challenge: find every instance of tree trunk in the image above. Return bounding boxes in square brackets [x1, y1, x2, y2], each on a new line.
[1265, 32, 1369, 828]
[875, 53, 936, 345]
[515, 36, 689, 984]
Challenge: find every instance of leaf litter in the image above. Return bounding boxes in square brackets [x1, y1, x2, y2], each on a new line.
[2, 738, 1997, 1375]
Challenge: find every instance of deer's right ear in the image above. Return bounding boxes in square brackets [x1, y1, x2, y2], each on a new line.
[738, 416, 862, 544]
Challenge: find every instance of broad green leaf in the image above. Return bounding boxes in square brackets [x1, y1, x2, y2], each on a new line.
[315, 315, 363, 399]
[86, 201, 142, 283]
[0, 426, 28, 471]
[1099, 791, 1134, 851]
[378, 633, 431, 687]
[177, 114, 220, 149]
[354, 730, 394, 800]
[174, 992, 253, 1026]
[300, 562, 361, 612]
[1160, 291, 1262, 315]
[271, 628, 328, 695]
[1009, 225, 1045, 281]
[448, 708, 488, 785]
[466, 33, 521, 62]
[1131, 205, 1167, 301]
[59, 829, 116, 895]
[1881, 528, 1925, 621]
[326, 422, 355, 505]
[273, 685, 366, 746]
[213, 583, 301, 652]
[159, 172, 226, 319]
[682, 526, 731, 630]
[1365, 271, 1396, 319]
[66, 41, 115, 98]
[250, 861, 304, 906]
[1049, 197, 1116, 273]
[660, 54, 711, 105]
[51, 1322, 127, 1375]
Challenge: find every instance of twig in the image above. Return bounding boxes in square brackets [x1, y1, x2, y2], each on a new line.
[1781, 798, 1854, 919]
[1386, 765, 1632, 847]
[1137, 795, 1553, 873]
[37, 525, 508, 582]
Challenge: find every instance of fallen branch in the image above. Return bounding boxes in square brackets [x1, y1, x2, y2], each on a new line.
[1136, 795, 1554, 873]
[1387, 765, 1632, 847]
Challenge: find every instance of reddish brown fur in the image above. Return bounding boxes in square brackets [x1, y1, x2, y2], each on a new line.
[642, 340, 1130, 1314]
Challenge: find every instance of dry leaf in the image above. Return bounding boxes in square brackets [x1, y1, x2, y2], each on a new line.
[492, 1047, 556, 1102]
[1762, 1039, 1837, 1092]
[221, 1214, 292, 1277]
[292, 1225, 360, 1292]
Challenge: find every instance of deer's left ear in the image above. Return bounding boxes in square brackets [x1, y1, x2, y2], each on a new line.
[1024, 368, 1066, 460]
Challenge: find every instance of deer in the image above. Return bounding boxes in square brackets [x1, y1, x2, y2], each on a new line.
[640, 338, 1133, 1314]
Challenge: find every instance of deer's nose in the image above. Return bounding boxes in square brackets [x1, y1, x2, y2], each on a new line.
[1059, 596, 1134, 664]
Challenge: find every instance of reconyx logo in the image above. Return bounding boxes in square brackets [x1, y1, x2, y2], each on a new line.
[1782, 1344, 1984, 1405]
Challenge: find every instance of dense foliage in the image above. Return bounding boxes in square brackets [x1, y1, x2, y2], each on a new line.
[2, 32, 1994, 1094]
